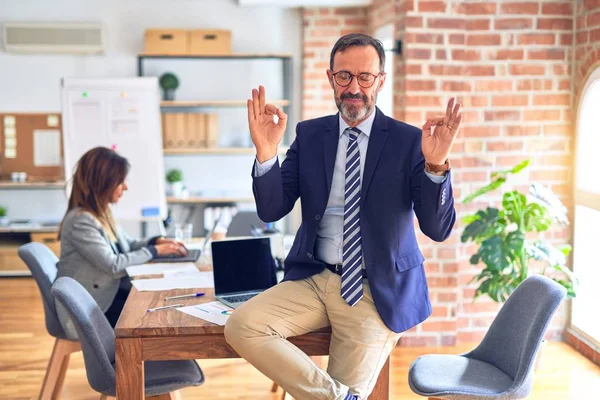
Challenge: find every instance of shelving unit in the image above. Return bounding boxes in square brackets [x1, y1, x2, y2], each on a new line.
[163, 147, 289, 156]
[161, 100, 289, 108]
[0, 181, 65, 189]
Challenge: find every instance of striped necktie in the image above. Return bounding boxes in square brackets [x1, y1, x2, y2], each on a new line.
[341, 127, 363, 306]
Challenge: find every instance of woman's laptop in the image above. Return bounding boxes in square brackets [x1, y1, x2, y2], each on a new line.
[211, 237, 277, 309]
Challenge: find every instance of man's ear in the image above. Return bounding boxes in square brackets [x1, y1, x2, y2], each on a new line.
[326, 69, 335, 90]
[376, 73, 387, 93]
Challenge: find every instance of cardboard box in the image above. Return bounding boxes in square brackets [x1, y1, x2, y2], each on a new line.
[145, 29, 188, 54]
[189, 30, 231, 55]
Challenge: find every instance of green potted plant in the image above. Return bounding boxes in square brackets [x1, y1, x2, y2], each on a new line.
[159, 72, 180, 101]
[0, 206, 8, 225]
[166, 168, 184, 197]
[461, 159, 577, 303]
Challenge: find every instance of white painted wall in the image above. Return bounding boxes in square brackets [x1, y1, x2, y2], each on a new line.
[0, 0, 302, 235]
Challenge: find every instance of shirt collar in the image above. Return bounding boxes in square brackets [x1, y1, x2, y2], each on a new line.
[338, 109, 376, 138]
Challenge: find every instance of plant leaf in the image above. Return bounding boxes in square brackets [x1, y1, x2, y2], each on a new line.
[502, 191, 527, 225]
[462, 177, 506, 204]
[523, 202, 552, 232]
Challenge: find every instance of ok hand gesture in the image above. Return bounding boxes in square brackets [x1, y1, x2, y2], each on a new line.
[421, 97, 463, 165]
[247, 85, 288, 163]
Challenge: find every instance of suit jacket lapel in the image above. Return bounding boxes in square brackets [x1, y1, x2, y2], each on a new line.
[323, 114, 339, 194]
[361, 108, 389, 204]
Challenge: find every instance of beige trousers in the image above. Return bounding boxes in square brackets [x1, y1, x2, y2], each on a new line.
[224, 268, 402, 400]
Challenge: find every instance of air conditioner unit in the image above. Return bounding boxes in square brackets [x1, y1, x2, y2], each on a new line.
[3, 23, 105, 54]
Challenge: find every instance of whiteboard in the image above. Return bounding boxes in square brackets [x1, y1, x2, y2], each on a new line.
[61, 77, 167, 221]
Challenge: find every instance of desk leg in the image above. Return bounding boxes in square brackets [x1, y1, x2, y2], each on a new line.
[370, 357, 390, 400]
[116, 337, 145, 400]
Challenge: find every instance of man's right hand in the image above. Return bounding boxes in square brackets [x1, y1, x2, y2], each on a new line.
[248, 85, 288, 163]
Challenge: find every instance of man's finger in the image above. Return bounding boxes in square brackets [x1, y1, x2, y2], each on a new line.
[444, 97, 454, 124]
[247, 99, 255, 123]
[259, 85, 266, 113]
[265, 104, 278, 115]
[276, 108, 288, 131]
[252, 88, 260, 117]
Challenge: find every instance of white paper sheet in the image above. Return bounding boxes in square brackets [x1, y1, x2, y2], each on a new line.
[33, 129, 61, 166]
[126, 262, 197, 277]
[131, 273, 214, 291]
[162, 265, 202, 277]
[177, 301, 233, 325]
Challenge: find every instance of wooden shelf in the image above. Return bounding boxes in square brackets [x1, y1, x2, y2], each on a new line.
[167, 196, 254, 204]
[138, 52, 292, 59]
[0, 181, 65, 189]
[161, 100, 290, 108]
[0, 226, 59, 233]
[163, 147, 289, 155]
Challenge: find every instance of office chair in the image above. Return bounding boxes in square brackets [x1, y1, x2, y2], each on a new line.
[51, 276, 204, 399]
[18, 242, 81, 400]
[226, 210, 265, 236]
[408, 275, 567, 400]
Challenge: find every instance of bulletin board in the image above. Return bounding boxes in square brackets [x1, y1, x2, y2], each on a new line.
[0, 113, 64, 181]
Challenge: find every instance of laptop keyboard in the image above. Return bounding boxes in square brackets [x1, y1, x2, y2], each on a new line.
[223, 293, 258, 303]
[158, 249, 200, 259]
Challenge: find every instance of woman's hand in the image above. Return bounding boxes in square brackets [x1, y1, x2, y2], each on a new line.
[154, 241, 188, 256]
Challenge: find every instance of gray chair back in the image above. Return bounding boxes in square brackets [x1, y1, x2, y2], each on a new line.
[18, 242, 66, 339]
[51, 277, 116, 394]
[468, 275, 567, 387]
[226, 211, 264, 236]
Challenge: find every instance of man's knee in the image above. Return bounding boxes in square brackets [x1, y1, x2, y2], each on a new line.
[224, 304, 262, 346]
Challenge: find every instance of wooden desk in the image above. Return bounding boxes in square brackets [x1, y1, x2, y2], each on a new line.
[115, 284, 391, 399]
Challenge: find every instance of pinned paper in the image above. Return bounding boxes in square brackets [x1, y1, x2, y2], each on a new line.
[3, 116, 15, 126]
[47, 115, 59, 127]
[33, 130, 61, 166]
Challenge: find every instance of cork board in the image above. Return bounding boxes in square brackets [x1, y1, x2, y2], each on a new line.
[0, 113, 64, 181]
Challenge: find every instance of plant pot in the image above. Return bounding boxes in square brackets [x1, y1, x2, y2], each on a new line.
[162, 88, 176, 101]
[534, 338, 546, 371]
[170, 181, 184, 198]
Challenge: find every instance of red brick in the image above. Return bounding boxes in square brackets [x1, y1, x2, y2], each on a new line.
[474, 80, 513, 91]
[398, 335, 439, 347]
[590, 28, 600, 41]
[442, 263, 459, 273]
[509, 65, 546, 75]
[454, 2, 497, 14]
[486, 141, 524, 151]
[553, 65, 569, 75]
[309, 28, 339, 37]
[406, 80, 437, 91]
[418, 1, 447, 12]
[304, 41, 332, 49]
[560, 33, 573, 46]
[406, 48, 432, 59]
[536, 154, 571, 165]
[464, 66, 496, 76]
[466, 19, 491, 30]
[406, 16, 424, 27]
[427, 276, 458, 287]
[315, 19, 341, 27]
[405, 95, 444, 107]
[430, 306, 449, 317]
[334, 8, 364, 16]
[438, 292, 458, 302]
[405, 33, 444, 44]
[495, 18, 534, 30]
[344, 17, 367, 26]
[466, 34, 501, 46]
[428, 18, 466, 29]
[517, 34, 556, 45]
[319, 9, 331, 16]
[436, 49, 447, 60]
[532, 94, 571, 106]
[559, 80, 571, 90]
[422, 321, 457, 332]
[501, 2, 539, 14]
[541, 2, 574, 15]
[453, 157, 493, 168]
[488, 49, 525, 60]
[523, 109, 562, 121]
[462, 302, 501, 313]
[484, 110, 521, 121]
[452, 49, 482, 61]
[528, 49, 566, 60]
[538, 18, 574, 30]
[503, 125, 541, 136]
[457, 331, 488, 343]
[460, 126, 501, 137]
[449, 34, 465, 44]
[516, 79, 553, 90]
[587, 12, 600, 27]
[531, 169, 569, 181]
[491, 95, 529, 106]
[459, 96, 489, 106]
[406, 64, 422, 74]
[442, 81, 473, 91]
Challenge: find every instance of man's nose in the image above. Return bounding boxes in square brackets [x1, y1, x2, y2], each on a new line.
[347, 76, 361, 94]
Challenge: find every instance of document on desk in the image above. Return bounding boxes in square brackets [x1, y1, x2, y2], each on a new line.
[126, 262, 198, 277]
[130, 273, 214, 291]
[177, 301, 233, 326]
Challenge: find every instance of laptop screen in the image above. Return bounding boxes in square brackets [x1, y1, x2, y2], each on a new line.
[211, 237, 277, 296]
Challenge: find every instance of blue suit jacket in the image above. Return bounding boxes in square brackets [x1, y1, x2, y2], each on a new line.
[252, 108, 456, 333]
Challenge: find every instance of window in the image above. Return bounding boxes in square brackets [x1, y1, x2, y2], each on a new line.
[572, 66, 600, 344]
[374, 23, 394, 117]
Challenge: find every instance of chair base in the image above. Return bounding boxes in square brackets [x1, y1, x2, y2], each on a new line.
[39, 338, 81, 400]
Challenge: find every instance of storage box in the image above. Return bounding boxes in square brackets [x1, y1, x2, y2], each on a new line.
[145, 29, 188, 54]
[189, 30, 231, 55]
[161, 112, 218, 149]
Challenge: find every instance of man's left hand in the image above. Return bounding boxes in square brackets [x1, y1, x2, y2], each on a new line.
[421, 97, 463, 165]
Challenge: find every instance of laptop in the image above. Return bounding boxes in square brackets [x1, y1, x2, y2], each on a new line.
[211, 237, 277, 309]
[152, 248, 201, 263]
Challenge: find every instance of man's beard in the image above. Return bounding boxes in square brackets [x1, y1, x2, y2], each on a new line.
[335, 91, 377, 122]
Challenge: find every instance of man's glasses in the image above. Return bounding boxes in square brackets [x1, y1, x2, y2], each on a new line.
[331, 70, 383, 88]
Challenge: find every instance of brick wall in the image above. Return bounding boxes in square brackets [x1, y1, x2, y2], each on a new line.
[302, 1, 578, 346]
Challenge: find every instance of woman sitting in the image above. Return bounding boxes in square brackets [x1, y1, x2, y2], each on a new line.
[56, 146, 186, 338]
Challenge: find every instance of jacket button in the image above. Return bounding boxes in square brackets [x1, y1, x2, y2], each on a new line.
[306, 252, 313, 258]
[315, 214, 321, 221]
